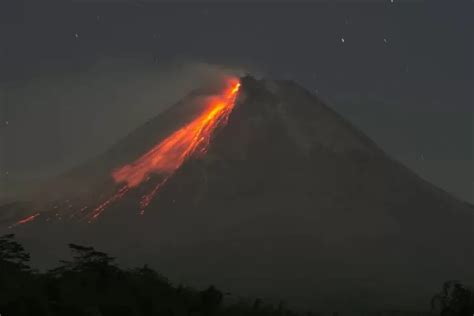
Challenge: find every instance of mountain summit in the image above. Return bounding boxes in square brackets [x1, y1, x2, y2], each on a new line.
[3, 75, 474, 311]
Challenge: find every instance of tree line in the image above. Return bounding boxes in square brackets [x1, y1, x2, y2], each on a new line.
[0, 234, 472, 316]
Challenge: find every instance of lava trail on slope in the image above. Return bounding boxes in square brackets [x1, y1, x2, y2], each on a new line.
[13, 77, 241, 226]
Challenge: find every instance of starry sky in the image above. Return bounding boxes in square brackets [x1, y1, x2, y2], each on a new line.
[0, 1, 473, 202]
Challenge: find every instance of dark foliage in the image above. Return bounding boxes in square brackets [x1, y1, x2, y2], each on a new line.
[0, 233, 30, 270]
[0, 234, 301, 316]
[431, 280, 474, 316]
[1, 234, 471, 316]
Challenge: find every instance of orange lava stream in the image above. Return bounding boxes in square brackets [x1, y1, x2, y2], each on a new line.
[92, 77, 240, 218]
[112, 78, 240, 188]
[88, 185, 130, 221]
[139, 176, 170, 215]
[12, 212, 40, 227]
[10, 78, 240, 226]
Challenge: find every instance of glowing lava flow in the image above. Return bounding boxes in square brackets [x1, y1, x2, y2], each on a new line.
[94, 78, 241, 218]
[10, 79, 240, 227]
[11, 212, 41, 227]
[113, 78, 240, 188]
[89, 185, 130, 220]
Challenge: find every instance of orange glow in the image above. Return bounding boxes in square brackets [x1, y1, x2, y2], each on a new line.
[10, 78, 241, 226]
[139, 175, 170, 214]
[86, 77, 241, 219]
[112, 78, 241, 188]
[15, 212, 40, 226]
[89, 185, 130, 221]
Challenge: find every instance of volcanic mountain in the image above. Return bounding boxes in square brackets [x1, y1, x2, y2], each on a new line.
[2, 75, 474, 311]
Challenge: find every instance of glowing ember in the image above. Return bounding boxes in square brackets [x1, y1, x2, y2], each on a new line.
[139, 176, 170, 215]
[88, 185, 130, 221]
[14, 212, 41, 226]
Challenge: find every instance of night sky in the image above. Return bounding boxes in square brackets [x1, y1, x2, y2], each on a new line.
[1, 1, 472, 202]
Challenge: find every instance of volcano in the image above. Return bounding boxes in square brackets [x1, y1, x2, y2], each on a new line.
[2, 75, 474, 311]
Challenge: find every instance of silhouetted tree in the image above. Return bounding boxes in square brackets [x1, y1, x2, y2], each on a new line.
[0, 233, 30, 270]
[53, 243, 116, 273]
[199, 285, 223, 315]
[0, 234, 48, 316]
[431, 280, 474, 316]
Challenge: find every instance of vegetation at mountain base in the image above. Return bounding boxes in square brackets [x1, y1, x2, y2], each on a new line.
[1, 234, 472, 316]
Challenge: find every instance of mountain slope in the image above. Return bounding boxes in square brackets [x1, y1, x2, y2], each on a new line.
[3, 75, 473, 311]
